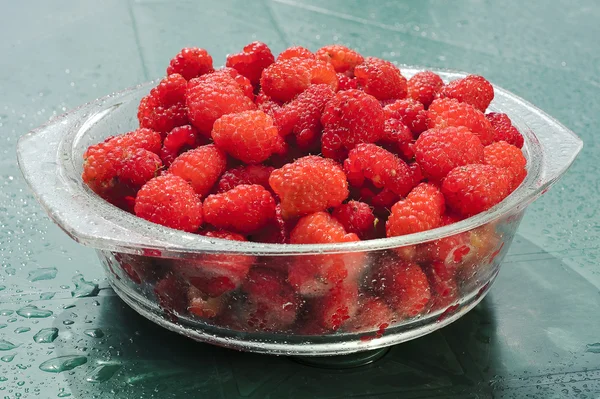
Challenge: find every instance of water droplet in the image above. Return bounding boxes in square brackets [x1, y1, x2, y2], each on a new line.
[1, 354, 15, 362]
[85, 364, 121, 383]
[33, 328, 59, 343]
[83, 328, 104, 338]
[63, 320, 74, 325]
[71, 275, 99, 298]
[27, 268, 57, 282]
[0, 310, 14, 316]
[16, 306, 53, 318]
[39, 355, 87, 373]
[0, 324, 6, 329]
[40, 292, 55, 300]
[14, 327, 30, 334]
[0, 377, 7, 382]
[57, 387, 71, 397]
[5, 268, 16, 275]
[0, 286, 5, 291]
[0, 340, 17, 351]
[585, 343, 600, 353]
[62, 304, 75, 310]
[17, 381, 25, 386]
[16, 363, 26, 370]
[7, 317, 16, 323]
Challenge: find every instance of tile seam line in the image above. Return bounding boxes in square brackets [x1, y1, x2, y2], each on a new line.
[127, 0, 150, 81]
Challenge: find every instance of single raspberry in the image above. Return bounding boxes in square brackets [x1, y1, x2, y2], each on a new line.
[332, 201, 376, 239]
[442, 164, 512, 217]
[211, 110, 284, 164]
[354, 57, 407, 101]
[174, 230, 253, 297]
[486, 112, 524, 148]
[250, 204, 291, 244]
[186, 71, 256, 135]
[438, 75, 494, 112]
[343, 297, 394, 334]
[414, 126, 484, 181]
[315, 282, 359, 330]
[383, 98, 428, 135]
[217, 165, 274, 193]
[336, 73, 358, 90]
[203, 184, 276, 233]
[372, 258, 431, 318]
[167, 144, 227, 198]
[423, 261, 459, 309]
[277, 46, 315, 61]
[320, 130, 348, 162]
[386, 183, 445, 237]
[134, 174, 203, 232]
[358, 185, 400, 210]
[118, 148, 163, 187]
[217, 67, 255, 99]
[420, 232, 474, 269]
[154, 274, 188, 318]
[407, 71, 444, 108]
[260, 58, 338, 103]
[344, 143, 415, 197]
[167, 47, 214, 80]
[321, 89, 385, 153]
[160, 125, 206, 167]
[138, 74, 189, 134]
[427, 98, 494, 145]
[290, 211, 358, 244]
[273, 84, 336, 149]
[484, 141, 527, 191]
[315, 45, 364, 75]
[226, 41, 275, 86]
[269, 156, 349, 219]
[380, 117, 414, 160]
[187, 286, 225, 319]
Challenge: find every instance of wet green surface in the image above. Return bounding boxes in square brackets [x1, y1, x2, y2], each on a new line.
[1, 0, 599, 398]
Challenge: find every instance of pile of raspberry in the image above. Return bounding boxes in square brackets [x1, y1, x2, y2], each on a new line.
[85, 42, 526, 335]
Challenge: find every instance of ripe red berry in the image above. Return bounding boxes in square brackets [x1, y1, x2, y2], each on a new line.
[486, 112, 524, 148]
[315, 282, 359, 331]
[154, 274, 188, 318]
[217, 165, 274, 193]
[167, 47, 214, 80]
[277, 46, 315, 61]
[211, 110, 284, 164]
[332, 201, 376, 239]
[269, 156, 349, 219]
[483, 141, 527, 191]
[438, 75, 494, 112]
[380, 117, 415, 160]
[160, 125, 205, 167]
[414, 126, 484, 181]
[336, 73, 358, 90]
[407, 71, 444, 108]
[138, 74, 189, 134]
[168, 144, 227, 198]
[423, 261, 459, 309]
[386, 183, 445, 237]
[315, 44, 364, 75]
[118, 148, 163, 187]
[354, 57, 407, 101]
[427, 98, 495, 145]
[203, 184, 276, 233]
[187, 286, 225, 319]
[290, 211, 358, 244]
[134, 174, 203, 232]
[442, 164, 512, 217]
[384, 98, 428, 135]
[226, 41, 275, 86]
[344, 297, 395, 334]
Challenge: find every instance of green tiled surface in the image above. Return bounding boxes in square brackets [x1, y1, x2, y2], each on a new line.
[1, 1, 599, 398]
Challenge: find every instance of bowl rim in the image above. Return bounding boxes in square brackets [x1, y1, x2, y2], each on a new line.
[17, 66, 583, 256]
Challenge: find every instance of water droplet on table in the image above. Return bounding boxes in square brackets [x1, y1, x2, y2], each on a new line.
[1, 354, 15, 362]
[63, 320, 74, 325]
[40, 292, 55, 300]
[0, 324, 6, 329]
[83, 328, 104, 338]
[33, 328, 58, 343]
[0, 310, 14, 316]
[27, 267, 57, 282]
[71, 274, 99, 298]
[0, 376, 7, 382]
[17, 381, 25, 386]
[57, 387, 71, 397]
[16, 306, 53, 318]
[0, 339, 17, 351]
[0, 285, 5, 291]
[85, 364, 121, 383]
[39, 355, 87, 373]
[14, 327, 30, 334]
[63, 304, 75, 309]
[586, 342, 600, 353]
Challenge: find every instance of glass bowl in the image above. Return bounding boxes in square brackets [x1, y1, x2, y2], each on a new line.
[17, 68, 582, 356]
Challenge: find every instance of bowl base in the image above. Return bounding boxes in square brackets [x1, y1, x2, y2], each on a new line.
[291, 347, 390, 369]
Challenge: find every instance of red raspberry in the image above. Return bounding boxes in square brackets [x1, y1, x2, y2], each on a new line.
[423, 261, 459, 309]
[260, 58, 338, 103]
[354, 57, 407, 101]
[138, 74, 189, 134]
[484, 141, 527, 191]
[217, 165, 274, 193]
[413, 126, 484, 181]
[186, 71, 256, 135]
[315, 45, 364, 75]
[442, 164, 512, 217]
[486, 112, 524, 148]
[332, 201, 376, 239]
[174, 230, 253, 297]
[273, 84, 336, 149]
[407, 71, 444, 108]
[420, 231, 474, 269]
[168, 144, 227, 198]
[320, 130, 348, 162]
[134, 174, 203, 232]
[290, 211, 358, 244]
[203, 184, 276, 233]
[344, 297, 395, 334]
[358, 185, 401, 210]
[226, 41, 275, 86]
[315, 282, 359, 331]
[187, 286, 225, 319]
[160, 125, 206, 167]
[277, 46, 315, 61]
[166, 47, 214, 80]
[211, 110, 284, 164]
[154, 274, 188, 318]
[384, 98, 428, 135]
[217, 67, 254, 99]
[250, 204, 292, 244]
[427, 98, 494, 145]
[438, 75, 494, 112]
[372, 258, 431, 318]
[336, 73, 358, 90]
[386, 183, 445, 237]
[344, 143, 415, 197]
[118, 148, 163, 187]
[321, 89, 385, 153]
[380, 118, 414, 160]
[269, 156, 349, 219]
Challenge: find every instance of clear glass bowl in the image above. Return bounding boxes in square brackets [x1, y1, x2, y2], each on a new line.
[17, 68, 582, 356]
